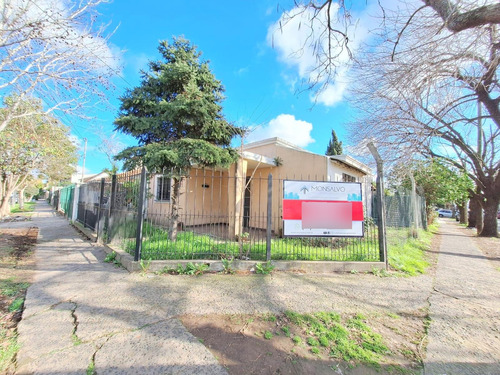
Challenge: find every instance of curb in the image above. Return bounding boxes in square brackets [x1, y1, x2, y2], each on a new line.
[71, 222, 385, 275]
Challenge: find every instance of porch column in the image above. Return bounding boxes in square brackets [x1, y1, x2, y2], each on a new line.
[229, 158, 247, 240]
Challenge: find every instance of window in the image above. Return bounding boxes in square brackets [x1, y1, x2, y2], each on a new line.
[342, 173, 357, 183]
[156, 176, 171, 201]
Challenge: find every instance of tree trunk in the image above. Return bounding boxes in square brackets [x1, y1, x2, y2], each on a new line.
[168, 177, 182, 241]
[468, 195, 479, 228]
[0, 195, 11, 218]
[456, 203, 465, 224]
[19, 187, 26, 210]
[479, 192, 499, 237]
[458, 201, 468, 224]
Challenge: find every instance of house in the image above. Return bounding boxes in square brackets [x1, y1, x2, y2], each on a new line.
[144, 137, 372, 239]
[71, 171, 110, 184]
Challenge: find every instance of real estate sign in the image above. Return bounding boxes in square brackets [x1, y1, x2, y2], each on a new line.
[282, 180, 364, 237]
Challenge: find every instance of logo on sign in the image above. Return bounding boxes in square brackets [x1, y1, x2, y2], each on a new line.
[310, 185, 346, 192]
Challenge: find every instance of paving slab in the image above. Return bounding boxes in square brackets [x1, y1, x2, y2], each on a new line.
[424, 221, 500, 375]
[10, 202, 228, 375]
[7, 202, 499, 374]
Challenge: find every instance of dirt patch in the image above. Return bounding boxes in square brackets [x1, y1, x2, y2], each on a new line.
[181, 311, 425, 375]
[0, 227, 38, 373]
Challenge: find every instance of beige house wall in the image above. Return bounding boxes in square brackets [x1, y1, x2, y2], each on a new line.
[146, 168, 233, 228]
[140, 138, 371, 238]
[243, 143, 328, 235]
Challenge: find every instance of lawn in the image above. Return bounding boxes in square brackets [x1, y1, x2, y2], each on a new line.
[10, 202, 35, 213]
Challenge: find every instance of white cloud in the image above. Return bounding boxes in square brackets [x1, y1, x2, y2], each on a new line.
[266, 1, 392, 106]
[235, 66, 249, 76]
[246, 114, 315, 148]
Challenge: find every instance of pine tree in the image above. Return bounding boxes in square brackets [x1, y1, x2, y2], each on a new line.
[114, 37, 243, 239]
[325, 129, 343, 155]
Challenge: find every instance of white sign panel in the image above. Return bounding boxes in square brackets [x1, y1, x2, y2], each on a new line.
[282, 180, 364, 237]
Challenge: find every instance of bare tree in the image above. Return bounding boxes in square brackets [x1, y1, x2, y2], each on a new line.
[272, 1, 499, 236]
[275, 0, 500, 90]
[349, 4, 499, 236]
[0, 0, 119, 132]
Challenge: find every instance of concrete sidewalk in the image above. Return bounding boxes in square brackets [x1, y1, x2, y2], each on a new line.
[6, 202, 499, 374]
[424, 220, 500, 375]
[11, 202, 227, 375]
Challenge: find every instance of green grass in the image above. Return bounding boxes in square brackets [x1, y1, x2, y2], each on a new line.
[8, 298, 24, 312]
[387, 224, 437, 275]
[116, 220, 436, 270]
[0, 278, 30, 297]
[10, 202, 35, 213]
[0, 329, 19, 373]
[0, 278, 30, 372]
[284, 311, 389, 367]
[121, 222, 380, 262]
[264, 330, 273, 340]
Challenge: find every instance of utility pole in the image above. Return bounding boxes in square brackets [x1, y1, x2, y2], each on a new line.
[81, 137, 87, 183]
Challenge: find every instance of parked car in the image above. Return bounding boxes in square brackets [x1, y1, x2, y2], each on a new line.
[438, 209, 453, 218]
[455, 212, 460, 221]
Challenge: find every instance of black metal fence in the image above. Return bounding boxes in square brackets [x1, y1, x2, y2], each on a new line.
[51, 168, 427, 264]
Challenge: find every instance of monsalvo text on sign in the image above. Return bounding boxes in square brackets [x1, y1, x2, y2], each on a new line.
[282, 180, 364, 237]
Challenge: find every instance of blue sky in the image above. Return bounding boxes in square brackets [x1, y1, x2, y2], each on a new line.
[75, 0, 378, 175]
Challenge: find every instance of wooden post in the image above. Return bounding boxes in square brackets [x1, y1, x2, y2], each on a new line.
[266, 174, 272, 261]
[135, 167, 147, 262]
[367, 142, 388, 269]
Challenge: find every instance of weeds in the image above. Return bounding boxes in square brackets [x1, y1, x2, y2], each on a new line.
[387, 224, 436, 275]
[104, 251, 122, 268]
[281, 311, 389, 367]
[175, 262, 209, 275]
[281, 326, 290, 337]
[372, 267, 390, 277]
[264, 331, 273, 340]
[255, 261, 275, 275]
[139, 258, 152, 275]
[221, 258, 235, 274]
[292, 335, 302, 344]
[8, 298, 24, 312]
[0, 330, 19, 373]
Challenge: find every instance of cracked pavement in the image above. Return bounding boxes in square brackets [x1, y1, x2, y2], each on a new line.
[10, 203, 227, 375]
[4, 202, 500, 374]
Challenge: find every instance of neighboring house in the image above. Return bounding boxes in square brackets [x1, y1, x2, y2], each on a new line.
[145, 137, 372, 239]
[71, 172, 110, 184]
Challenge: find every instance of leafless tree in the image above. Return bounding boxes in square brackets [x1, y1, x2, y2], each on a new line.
[277, 0, 500, 89]
[0, 0, 119, 132]
[348, 4, 499, 236]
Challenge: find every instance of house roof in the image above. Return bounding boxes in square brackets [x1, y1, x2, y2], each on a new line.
[244, 137, 372, 175]
[329, 155, 371, 175]
[241, 151, 275, 169]
[82, 172, 109, 183]
[243, 137, 314, 154]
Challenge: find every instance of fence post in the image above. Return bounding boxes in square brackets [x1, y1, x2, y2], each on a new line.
[135, 166, 147, 262]
[95, 178, 106, 242]
[105, 174, 117, 243]
[266, 174, 272, 261]
[367, 142, 388, 269]
[71, 184, 79, 223]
